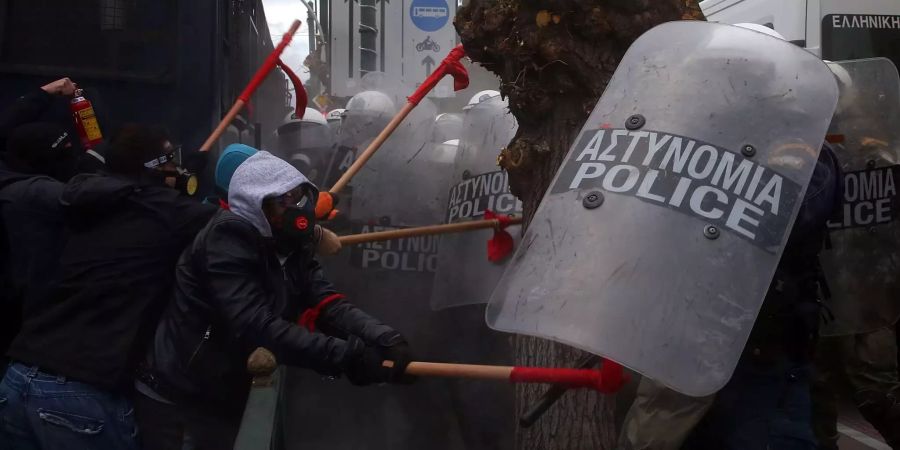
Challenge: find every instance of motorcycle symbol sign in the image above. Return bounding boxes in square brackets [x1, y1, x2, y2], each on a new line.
[416, 36, 441, 52]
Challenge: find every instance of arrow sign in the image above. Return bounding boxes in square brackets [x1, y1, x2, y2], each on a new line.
[422, 55, 435, 76]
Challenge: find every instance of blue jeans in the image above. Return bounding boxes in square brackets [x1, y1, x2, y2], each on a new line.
[0, 362, 139, 450]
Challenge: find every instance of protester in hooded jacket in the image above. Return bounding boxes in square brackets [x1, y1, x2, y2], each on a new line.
[0, 122, 78, 372]
[0, 124, 216, 450]
[136, 150, 413, 450]
[209, 144, 343, 379]
[213, 143, 342, 258]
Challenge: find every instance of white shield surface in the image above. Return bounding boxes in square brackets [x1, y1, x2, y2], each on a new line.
[321, 90, 396, 190]
[286, 98, 480, 450]
[431, 96, 521, 310]
[820, 58, 900, 336]
[349, 98, 444, 226]
[486, 21, 839, 396]
[275, 120, 334, 186]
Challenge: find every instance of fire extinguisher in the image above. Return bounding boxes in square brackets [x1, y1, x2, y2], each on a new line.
[70, 89, 103, 150]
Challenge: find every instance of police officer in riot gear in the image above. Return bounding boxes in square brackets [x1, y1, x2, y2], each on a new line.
[811, 58, 900, 450]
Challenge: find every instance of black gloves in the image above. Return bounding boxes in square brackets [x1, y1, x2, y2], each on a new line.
[376, 330, 415, 384]
[342, 331, 415, 386]
[343, 335, 390, 386]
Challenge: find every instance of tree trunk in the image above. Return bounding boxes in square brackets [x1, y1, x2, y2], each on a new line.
[455, 2, 705, 449]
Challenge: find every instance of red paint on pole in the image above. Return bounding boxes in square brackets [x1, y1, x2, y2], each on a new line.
[509, 360, 628, 393]
[407, 44, 469, 105]
[238, 21, 302, 103]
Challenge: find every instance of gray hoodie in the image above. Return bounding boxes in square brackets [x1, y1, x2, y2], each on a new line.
[228, 151, 314, 237]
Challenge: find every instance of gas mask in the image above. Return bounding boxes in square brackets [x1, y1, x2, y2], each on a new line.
[144, 146, 199, 196]
[269, 185, 318, 252]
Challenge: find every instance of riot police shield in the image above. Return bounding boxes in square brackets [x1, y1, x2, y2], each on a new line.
[349, 98, 445, 225]
[819, 58, 900, 336]
[321, 90, 396, 190]
[431, 96, 521, 310]
[486, 21, 839, 396]
[274, 109, 333, 186]
[433, 113, 463, 145]
[282, 96, 511, 450]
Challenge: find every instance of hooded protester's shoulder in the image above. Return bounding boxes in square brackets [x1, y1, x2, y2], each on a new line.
[194, 208, 269, 263]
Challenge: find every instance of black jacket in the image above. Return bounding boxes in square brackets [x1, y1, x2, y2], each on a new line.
[7, 173, 216, 390]
[0, 163, 64, 356]
[746, 143, 843, 362]
[145, 209, 394, 414]
[0, 89, 54, 153]
[0, 89, 62, 354]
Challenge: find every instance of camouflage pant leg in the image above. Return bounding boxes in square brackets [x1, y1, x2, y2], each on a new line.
[616, 377, 715, 450]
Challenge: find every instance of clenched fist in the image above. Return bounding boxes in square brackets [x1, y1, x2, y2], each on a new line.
[41, 77, 78, 96]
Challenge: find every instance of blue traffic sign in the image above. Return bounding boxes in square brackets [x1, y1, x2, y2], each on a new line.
[409, 0, 450, 32]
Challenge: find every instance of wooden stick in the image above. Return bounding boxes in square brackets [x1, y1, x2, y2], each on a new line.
[329, 102, 416, 194]
[199, 19, 302, 153]
[383, 360, 616, 391]
[338, 216, 523, 246]
[200, 100, 245, 153]
[384, 361, 512, 381]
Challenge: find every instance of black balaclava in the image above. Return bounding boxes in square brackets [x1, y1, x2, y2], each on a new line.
[6, 122, 78, 182]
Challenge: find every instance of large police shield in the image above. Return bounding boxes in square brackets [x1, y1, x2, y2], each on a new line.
[282, 98, 513, 450]
[819, 58, 900, 336]
[431, 96, 521, 310]
[349, 99, 446, 225]
[274, 109, 334, 186]
[433, 113, 463, 144]
[486, 21, 840, 396]
[321, 90, 396, 190]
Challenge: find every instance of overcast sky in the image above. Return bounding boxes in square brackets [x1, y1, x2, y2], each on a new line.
[263, 0, 312, 86]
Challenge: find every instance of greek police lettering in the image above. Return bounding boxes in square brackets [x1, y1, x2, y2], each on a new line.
[337, 146, 356, 172]
[831, 14, 900, 30]
[349, 224, 439, 272]
[828, 166, 899, 229]
[446, 171, 523, 222]
[551, 129, 803, 251]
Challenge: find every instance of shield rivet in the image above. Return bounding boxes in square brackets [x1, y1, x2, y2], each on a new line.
[867, 160, 877, 169]
[582, 191, 604, 209]
[703, 225, 720, 240]
[741, 145, 756, 157]
[379, 216, 391, 226]
[462, 170, 472, 180]
[625, 114, 646, 130]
